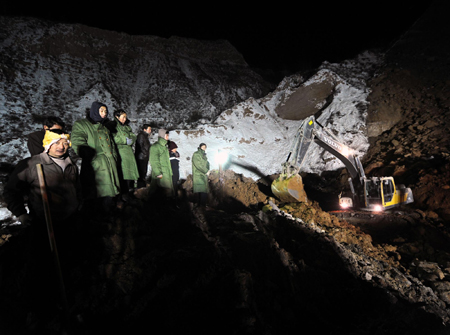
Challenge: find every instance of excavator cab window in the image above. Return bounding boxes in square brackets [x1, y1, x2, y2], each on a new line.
[382, 179, 394, 203]
[366, 180, 381, 205]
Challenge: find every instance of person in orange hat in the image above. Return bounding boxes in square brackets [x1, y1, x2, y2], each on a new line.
[27, 115, 65, 156]
[4, 129, 81, 225]
[3, 129, 81, 328]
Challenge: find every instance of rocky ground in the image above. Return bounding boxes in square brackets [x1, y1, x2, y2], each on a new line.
[1, 166, 450, 335]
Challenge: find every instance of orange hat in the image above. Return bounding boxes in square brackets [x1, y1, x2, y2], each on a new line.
[42, 130, 71, 152]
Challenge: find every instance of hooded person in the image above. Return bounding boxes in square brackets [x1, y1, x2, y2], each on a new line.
[71, 101, 121, 208]
[148, 128, 174, 197]
[192, 142, 210, 207]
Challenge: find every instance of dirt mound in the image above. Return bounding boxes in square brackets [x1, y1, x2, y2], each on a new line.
[181, 169, 269, 210]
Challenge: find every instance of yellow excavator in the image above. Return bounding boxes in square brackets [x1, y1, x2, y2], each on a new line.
[271, 115, 414, 211]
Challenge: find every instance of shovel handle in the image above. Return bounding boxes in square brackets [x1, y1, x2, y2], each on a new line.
[36, 164, 56, 252]
[36, 164, 69, 317]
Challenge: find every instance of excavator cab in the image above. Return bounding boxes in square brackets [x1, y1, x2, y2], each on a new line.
[380, 177, 414, 210]
[360, 177, 414, 211]
[363, 178, 384, 211]
[382, 178, 394, 203]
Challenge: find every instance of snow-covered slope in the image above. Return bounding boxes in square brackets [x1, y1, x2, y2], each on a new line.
[169, 51, 382, 180]
[0, 16, 272, 162]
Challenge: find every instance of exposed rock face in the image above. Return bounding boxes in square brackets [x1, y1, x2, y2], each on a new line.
[274, 54, 380, 123]
[0, 16, 273, 144]
[275, 70, 336, 120]
[360, 1, 450, 221]
[365, 0, 450, 138]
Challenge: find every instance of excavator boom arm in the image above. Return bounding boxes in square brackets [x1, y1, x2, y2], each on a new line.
[273, 115, 365, 204]
[288, 116, 364, 181]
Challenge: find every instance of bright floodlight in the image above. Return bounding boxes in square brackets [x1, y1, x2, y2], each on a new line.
[339, 197, 352, 209]
[374, 205, 382, 212]
[342, 146, 353, 157]
[216, 150, 229, 165]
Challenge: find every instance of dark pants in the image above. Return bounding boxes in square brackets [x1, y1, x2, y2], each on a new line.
[22, 214, 80, 322]
[136, 159, 148, 188]
[196, 192, 208, 207]
[172, 174, 179, 196]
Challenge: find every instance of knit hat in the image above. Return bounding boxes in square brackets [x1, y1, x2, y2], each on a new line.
[158, 129, 168, 138]
[90, 101, 108, 123]
[168, 141, 178, 150]
[42, 130, 71, 152]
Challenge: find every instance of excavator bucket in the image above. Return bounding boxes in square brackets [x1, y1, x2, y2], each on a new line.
[271, 174, 308, 203]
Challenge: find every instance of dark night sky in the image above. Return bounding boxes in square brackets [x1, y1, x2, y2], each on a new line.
[1, 2, 432, 72]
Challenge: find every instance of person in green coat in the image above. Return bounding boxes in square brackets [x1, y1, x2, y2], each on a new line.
[148, 129, 173, 197]
[108, 109, 139, 196]
[71, 101, 121, 206]
[192, 143, 210, 207]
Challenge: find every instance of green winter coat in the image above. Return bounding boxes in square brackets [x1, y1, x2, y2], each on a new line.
[111, 118, 139, 181]
[71, 118, 121, 198]
[192, 148, 210, 193]
[149, 137, 173, 192]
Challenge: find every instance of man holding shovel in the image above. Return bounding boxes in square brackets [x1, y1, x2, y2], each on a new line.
[5, 129, 81, 223]
[3, 128, 81, 331]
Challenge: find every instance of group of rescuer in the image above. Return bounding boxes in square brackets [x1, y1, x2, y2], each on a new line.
[5, 101, 212, 225]
[2, 101, 212, 329]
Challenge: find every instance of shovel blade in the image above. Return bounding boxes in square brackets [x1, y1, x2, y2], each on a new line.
[271, 174, 308, 203]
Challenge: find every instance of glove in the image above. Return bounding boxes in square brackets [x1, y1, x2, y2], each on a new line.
[18, 214, 32, 227]
[126, 137, 133, 145]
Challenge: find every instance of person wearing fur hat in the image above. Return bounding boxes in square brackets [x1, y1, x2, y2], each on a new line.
[192, 143, 210, 207]
[27, 115, 65, 156]
[71, 101, 121, 208]
[148, 128, 174, 197]
[168, 140, 180, 195]
[3, 128, 81, 325]
[4, 129, 81, 225]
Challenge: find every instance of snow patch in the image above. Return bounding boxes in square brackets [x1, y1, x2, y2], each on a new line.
[169, 51, 379, 180]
